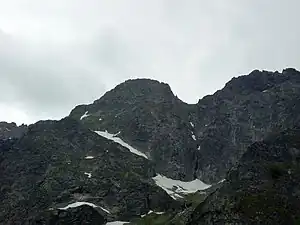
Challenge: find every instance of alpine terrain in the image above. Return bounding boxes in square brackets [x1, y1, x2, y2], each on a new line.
[0, 68, 300, 225]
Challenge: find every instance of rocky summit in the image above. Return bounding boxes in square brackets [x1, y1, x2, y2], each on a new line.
[1, 68, 300, 224]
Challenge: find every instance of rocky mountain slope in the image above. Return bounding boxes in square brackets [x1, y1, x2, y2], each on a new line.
[128, 127, 300, 225]
[188, 127, 300, 225]
[70, 68, 300, 183]
[0, 118, 177, 224]
[69, 79, 197, 182]
[1, 68, 300, 224]
[192, 68, 300, 182]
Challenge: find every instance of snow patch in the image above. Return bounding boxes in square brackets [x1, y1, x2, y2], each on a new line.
[58, 202, 111, 214]
[189, 122, 194, 128]
[85, 156, 94, 159]
[59, 202, 98, 210]
[99, 118, 103, 121]
[95, 131, 148, 159]
[100, 207, 111, 214]
[197, 146, 201, 150]
[80, 111, 90, 120]
[192, 135, 197, 141]
[262, 90, 268, 93]
[141, 210, 165, 217]
[218, 179, 226, 184]
[106, 222, 130, 225]
[141, 210, 153, 218]
[84, 172, 92, 178]
[153, 174, 211, 199]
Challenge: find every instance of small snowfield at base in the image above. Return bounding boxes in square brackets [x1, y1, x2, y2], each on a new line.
[94, 130, 148, 159]
[153, 174, 211, 199]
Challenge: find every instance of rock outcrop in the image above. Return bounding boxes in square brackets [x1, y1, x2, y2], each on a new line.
[30, 205, 106, 225]
[0, 121, 27, 140]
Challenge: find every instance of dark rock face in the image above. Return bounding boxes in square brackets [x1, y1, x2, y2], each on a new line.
[69, 69, 300, 183]
[193, 68, 300, 182]
[69, 79, 197, 181]
[29, 205, 106, 225]
[188, 127, 300, 225]
[0, 122, 27, 140]
[0, 118, 176, 224]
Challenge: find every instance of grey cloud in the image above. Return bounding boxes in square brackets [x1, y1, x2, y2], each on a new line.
[0, 31, 106, 123]
[0, 0, 300, 124]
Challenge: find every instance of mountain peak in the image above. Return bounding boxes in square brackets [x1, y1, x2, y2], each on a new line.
[282, 67, 300, 75]
[223, 68, 300, 94]
[93, 78, 175, 106]
[120, 78, 169, 87]
[69, 78, 181, 122]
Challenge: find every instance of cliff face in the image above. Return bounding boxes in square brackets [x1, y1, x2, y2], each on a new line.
[189, 127, 300, 225]
[193, 68, 300, 182]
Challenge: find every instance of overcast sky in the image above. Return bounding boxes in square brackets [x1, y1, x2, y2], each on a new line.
[0, 0, 299, 125]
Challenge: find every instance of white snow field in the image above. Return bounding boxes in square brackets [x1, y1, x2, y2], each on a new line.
[153, 174, 211, 199]
[58, 201, 110, 214]
[94, 130, 148, 159]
